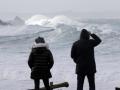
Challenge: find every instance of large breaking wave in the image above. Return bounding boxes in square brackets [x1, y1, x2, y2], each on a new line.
[0, 15, 120, 54]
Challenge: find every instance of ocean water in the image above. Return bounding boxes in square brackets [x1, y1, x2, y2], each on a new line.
[0, 15, 120, 90]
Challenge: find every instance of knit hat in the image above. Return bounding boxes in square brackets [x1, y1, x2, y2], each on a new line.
[35, 37, 45, 43]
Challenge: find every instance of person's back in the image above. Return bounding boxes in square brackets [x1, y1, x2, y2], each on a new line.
[31, 47, 52, 79]
[71, 29, 101, 90]
[33, 47, 50, 70]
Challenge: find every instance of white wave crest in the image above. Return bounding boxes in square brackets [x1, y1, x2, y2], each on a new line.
[25, 15, 50, 26]
[25, 15, 79, 27]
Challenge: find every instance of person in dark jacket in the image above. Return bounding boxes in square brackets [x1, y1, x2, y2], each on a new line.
[28, 37, 54, 90]
[71, 29, 101, 90]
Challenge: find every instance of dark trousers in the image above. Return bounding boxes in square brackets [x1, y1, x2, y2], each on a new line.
[77, 73, 95, 90]
[34, 78, 51, 90]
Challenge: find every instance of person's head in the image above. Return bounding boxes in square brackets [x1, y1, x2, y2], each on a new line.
[35, 37, 45, 43]
[80, 29, 90, 40]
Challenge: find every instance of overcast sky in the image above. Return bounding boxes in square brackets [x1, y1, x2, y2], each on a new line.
[0, 0, 120, 17]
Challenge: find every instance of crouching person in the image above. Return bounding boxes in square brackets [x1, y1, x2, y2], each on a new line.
[28, 37, 54, 90]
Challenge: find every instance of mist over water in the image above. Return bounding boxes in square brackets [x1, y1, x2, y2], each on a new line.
[0, 15, 120, 53]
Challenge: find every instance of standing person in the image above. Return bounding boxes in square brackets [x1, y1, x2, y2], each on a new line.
[28, 37, 54, 90]
[71, 29, 101, 90]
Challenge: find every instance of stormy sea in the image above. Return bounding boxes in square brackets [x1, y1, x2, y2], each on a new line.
[0, 15, 120, 90]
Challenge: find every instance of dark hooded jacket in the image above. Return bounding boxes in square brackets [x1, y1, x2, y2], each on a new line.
[28, 43, 54, 79]
[71, 31, 101, 74]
